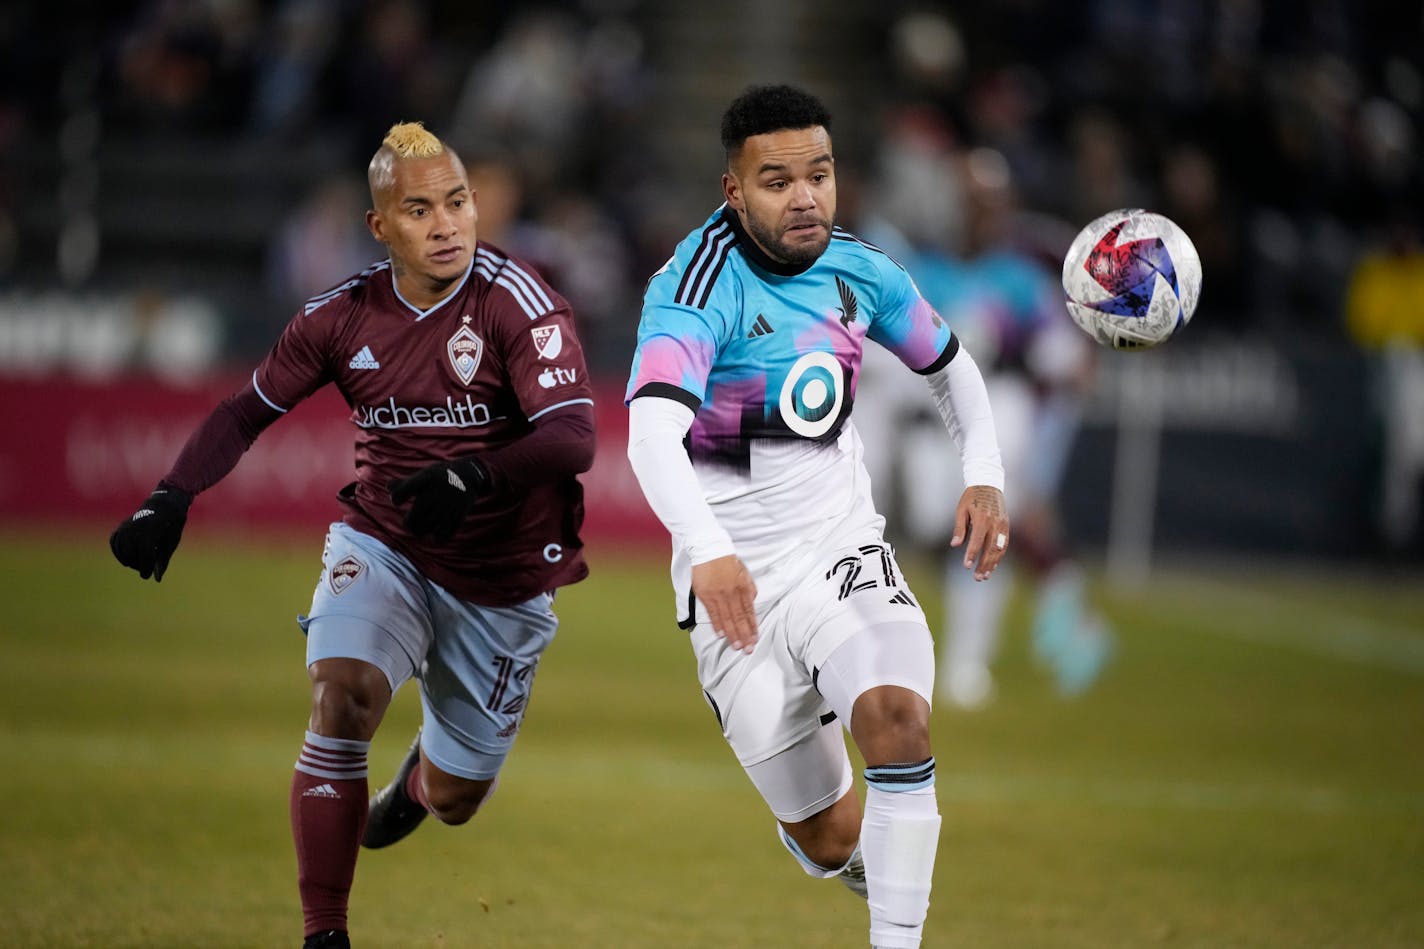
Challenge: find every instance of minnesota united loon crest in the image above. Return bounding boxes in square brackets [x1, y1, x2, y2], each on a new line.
[835, 275, 859, 328]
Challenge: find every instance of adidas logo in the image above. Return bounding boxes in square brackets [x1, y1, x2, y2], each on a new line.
[747, 314, 775, 338]
[349, 345, 380, 369]
[302, 783, 341, 799]
[888, 591, 916, 607]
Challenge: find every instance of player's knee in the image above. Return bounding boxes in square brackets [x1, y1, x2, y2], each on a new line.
[308, 659, 391, 740]
[801, 829, 860, 871]
[785, 792, 861, 870]
[852, 685, 931, 764]
[784, 819, 860, 871]
[423, 777, 495, 826]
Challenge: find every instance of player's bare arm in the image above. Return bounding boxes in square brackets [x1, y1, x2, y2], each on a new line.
[691, 555, 759, 653]
[952, 484, 1009, 581]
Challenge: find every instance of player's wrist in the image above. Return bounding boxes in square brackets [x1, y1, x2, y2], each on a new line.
[151, 483, 194, 513]
[962, 464, 1005, 493]
[449, 457, 491, 494]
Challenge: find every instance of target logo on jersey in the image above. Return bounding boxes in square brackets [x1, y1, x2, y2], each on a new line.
[1061, 208, 1202, 350]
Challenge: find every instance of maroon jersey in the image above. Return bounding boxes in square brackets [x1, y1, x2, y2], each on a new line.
[252, 244, 594, 605]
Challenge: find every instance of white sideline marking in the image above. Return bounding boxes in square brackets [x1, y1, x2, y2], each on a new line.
[1149, 574, 1424, 674]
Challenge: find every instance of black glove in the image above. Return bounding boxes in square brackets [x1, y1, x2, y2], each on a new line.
[109, 487, 192, 582]
[389, 458, 490, 542]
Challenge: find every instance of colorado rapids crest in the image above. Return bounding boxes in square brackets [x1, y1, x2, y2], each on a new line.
[449, 315, 483, 385]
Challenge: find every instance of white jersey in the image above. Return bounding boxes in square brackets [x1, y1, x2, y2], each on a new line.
[625, 206, 959, 628]
[676, 424, 884, 624]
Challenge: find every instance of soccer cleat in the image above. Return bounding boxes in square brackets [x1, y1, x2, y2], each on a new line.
[362, 731, 427, 849]
[1031, 565, 1086, 668]
[838, 845, 868, 900]
[303, 930, 350, 949]
[1053, 614, 1114, 697]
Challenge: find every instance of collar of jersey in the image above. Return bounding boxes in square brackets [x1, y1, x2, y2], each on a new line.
[720, 206, 818, 278]
[389, 256, 475, 320]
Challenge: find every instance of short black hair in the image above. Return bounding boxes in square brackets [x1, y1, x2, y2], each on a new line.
[720, 84, 832, 154]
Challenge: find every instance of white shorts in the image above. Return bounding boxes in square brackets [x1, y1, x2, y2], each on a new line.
[690, 527, 935, 818]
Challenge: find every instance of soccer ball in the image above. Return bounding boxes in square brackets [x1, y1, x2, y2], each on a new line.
[1061, 208, 1202, 350]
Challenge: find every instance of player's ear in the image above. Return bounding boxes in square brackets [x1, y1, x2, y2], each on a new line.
[366, 208, 386, 244]
[722, 171, 742, 211]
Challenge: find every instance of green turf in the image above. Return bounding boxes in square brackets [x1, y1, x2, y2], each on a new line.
[2, 529, 1421, 947]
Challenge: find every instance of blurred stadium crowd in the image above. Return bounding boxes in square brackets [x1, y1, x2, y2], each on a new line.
[0, 1, 1421, 557]
[0, 0, 1418, 371]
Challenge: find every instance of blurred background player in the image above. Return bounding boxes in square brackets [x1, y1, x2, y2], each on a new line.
[1344, 211, 1424, 556]
[108, 122, 596, 948]
[858, 114, 1110, 709]
[626, 84, 1008, 949]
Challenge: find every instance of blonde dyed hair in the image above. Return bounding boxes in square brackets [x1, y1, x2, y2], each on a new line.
[368, 121, 456, 198]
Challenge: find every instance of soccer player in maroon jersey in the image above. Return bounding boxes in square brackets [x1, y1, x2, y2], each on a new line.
[109, 122, 596, 949]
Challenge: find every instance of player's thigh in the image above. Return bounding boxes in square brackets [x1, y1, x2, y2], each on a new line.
[792, 533, 933, 680]
[812, 620, 936, 737]
[743, 719, 854, 823]
[690, 597, 831, 770]
[419, 589, 558, 781]
[300, 522, 432, 692]
[793, 538, 935, 755]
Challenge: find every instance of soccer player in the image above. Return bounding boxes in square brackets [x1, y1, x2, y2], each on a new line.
[624, 85, 1009, 949]
[108, 122, 595, 949]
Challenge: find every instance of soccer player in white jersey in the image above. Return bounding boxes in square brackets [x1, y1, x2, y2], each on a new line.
[625, 85, 1010, 949]
[109, 123, 596, 948]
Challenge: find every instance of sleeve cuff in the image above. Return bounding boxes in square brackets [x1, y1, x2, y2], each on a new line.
[962, 461, 1005, 493]
[685, 530, 737, 566]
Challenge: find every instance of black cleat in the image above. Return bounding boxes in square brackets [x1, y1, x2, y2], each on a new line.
[303, 930, 349, 949]
[362, 730, 428, 849]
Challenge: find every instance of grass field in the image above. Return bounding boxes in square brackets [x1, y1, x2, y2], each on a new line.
[2, 528, 1422, 948]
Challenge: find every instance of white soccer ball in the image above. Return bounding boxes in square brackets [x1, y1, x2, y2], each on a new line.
[1061, 208, 1202, 350]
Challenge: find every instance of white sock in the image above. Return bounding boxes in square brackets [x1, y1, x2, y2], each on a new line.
[861, 761, 941, 949]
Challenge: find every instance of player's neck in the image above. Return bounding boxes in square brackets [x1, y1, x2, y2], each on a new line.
[390, 258, 473, 314]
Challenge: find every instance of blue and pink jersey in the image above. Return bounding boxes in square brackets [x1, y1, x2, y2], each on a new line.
[626, 205, 959, 621]
[627, 205, 956, 470]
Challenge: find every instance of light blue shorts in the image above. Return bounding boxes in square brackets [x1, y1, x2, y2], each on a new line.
[299, 522, 558, 780]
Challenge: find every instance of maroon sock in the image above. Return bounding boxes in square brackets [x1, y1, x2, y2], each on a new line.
[291, 732, 370, 938]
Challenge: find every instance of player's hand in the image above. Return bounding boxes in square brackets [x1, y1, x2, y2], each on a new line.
[951, 484, 1009, 581]
[389, 458, 490, 543]
[691, 555, 759, 653]
[109, 487, 192, 582]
